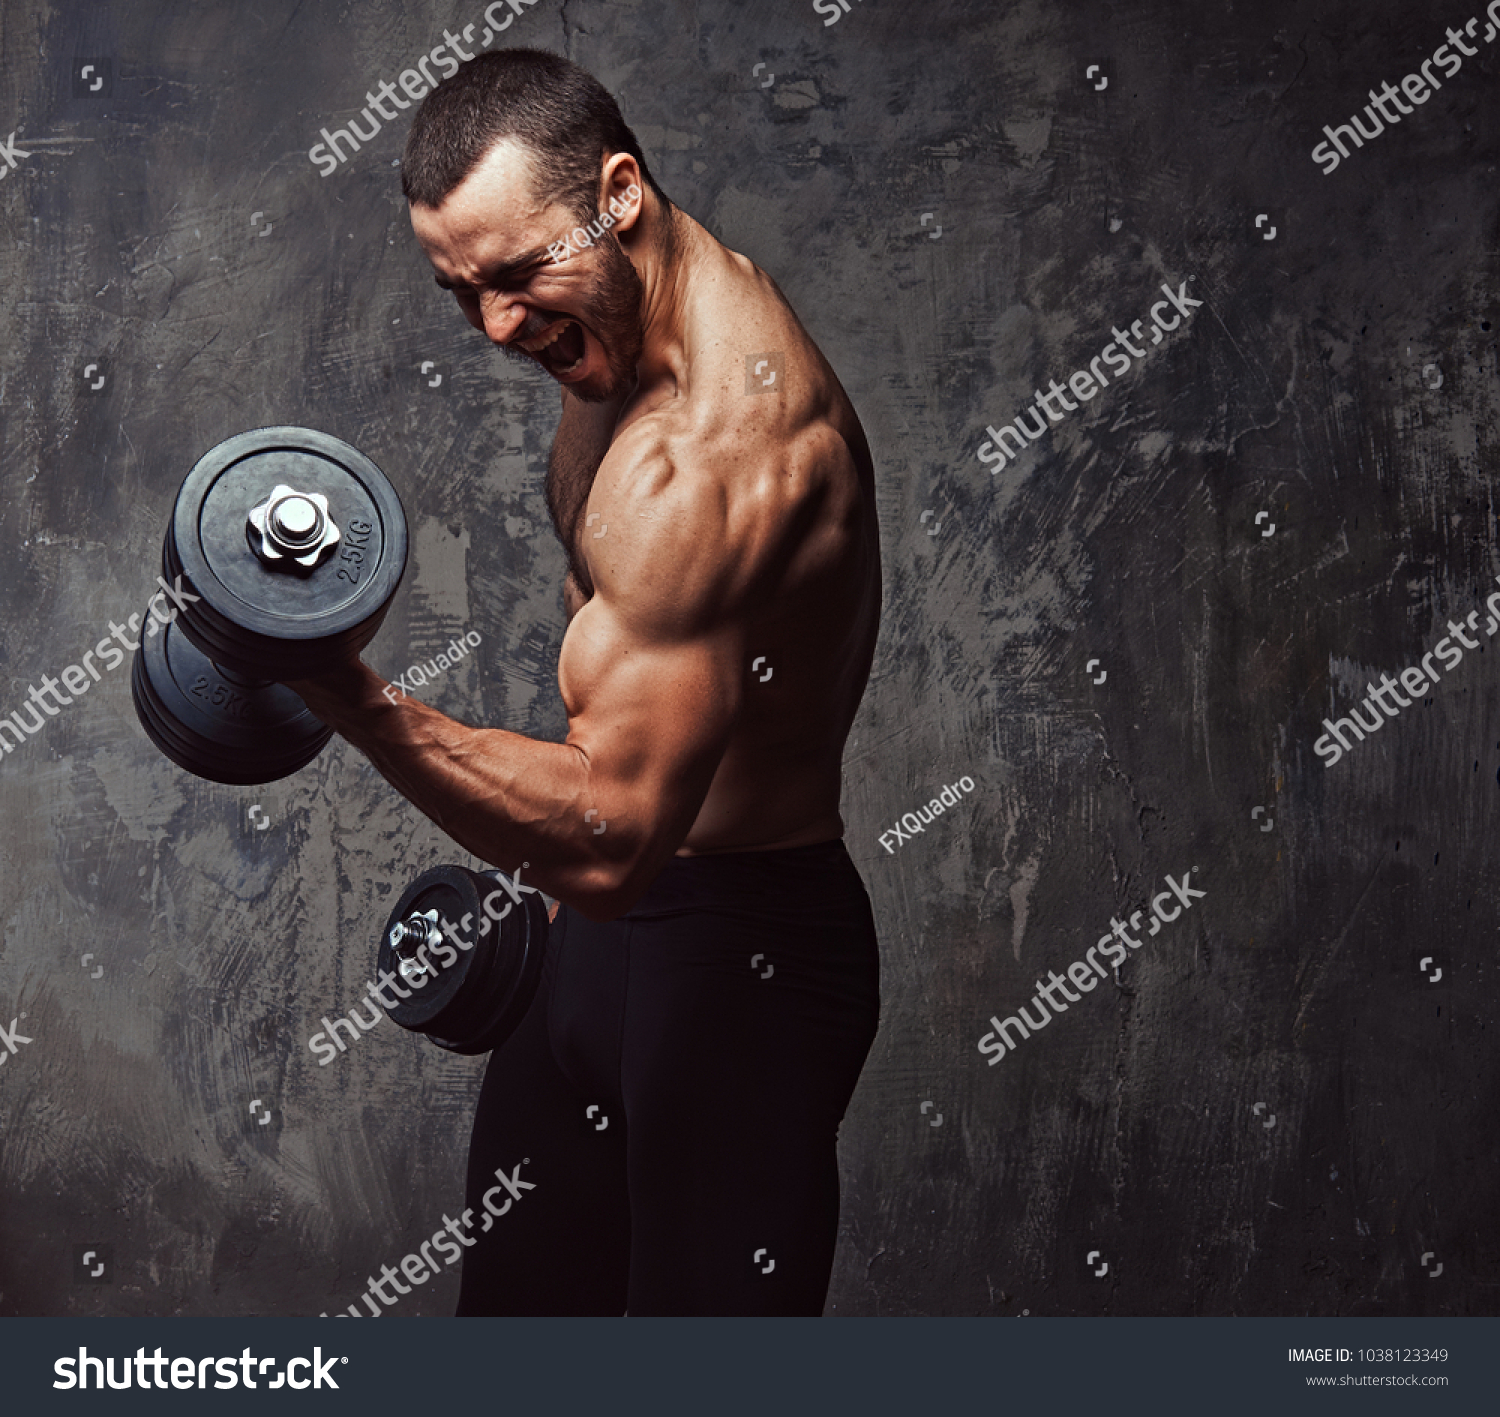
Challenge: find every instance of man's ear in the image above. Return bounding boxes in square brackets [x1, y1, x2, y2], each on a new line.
[599, 153, 644, 233]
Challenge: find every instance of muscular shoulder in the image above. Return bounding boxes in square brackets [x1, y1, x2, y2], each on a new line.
[579, 418, 742, 639]
[576, 241, 868, 640]
[584, 398, 858, 639]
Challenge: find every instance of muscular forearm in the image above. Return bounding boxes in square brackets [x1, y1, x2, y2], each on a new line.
[285, 661, 623, 916]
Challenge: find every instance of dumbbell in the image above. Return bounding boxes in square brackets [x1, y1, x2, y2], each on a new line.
[378, 865, 550, 1055]
[131, 426, 407, 785]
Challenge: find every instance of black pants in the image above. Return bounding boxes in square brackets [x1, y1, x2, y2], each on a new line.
[455, 838, 881, 1316]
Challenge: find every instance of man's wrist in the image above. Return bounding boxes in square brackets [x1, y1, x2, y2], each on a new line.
[282, 659, 394, 732]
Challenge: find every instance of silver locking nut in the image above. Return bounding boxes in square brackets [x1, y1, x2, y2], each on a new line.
[388, 908, 442, 985]
[247, 484, 342, 568]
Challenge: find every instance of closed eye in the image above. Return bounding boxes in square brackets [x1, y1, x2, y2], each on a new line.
[434, 252, 550, 294]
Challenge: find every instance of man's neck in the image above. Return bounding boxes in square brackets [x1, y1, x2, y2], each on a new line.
[630, 199, 714, 397]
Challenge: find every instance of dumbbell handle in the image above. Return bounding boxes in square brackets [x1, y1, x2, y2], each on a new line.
[207, 660, 274, 691]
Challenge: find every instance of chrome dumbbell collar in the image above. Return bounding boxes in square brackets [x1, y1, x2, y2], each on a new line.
[388, 907, 442, 986]
[247, 484, 342, 568]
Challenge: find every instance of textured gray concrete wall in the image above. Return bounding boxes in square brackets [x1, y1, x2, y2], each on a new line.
[2, 0, 1497, 1317]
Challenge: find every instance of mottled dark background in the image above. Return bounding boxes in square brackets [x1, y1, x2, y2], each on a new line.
[1, 0, 1497, 1317]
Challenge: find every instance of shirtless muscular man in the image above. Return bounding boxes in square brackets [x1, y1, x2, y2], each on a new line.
[287, 48, 883, 1316]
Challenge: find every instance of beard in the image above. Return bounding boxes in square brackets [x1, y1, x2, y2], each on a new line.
[500, 228, 646, 403]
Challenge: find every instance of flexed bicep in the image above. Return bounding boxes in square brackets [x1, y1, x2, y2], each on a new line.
[558, 584, 743, 905]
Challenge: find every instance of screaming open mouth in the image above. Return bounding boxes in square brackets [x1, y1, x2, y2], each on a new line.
[516, 319, 587, 376]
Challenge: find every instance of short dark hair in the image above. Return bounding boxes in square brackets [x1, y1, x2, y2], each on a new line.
[400, 48, 669, 222]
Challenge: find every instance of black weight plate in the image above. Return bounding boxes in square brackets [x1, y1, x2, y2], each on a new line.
[441, 869, 551, 1041]
[131, 615, 332, 785]
[414, 869, 534, 1049]
[376, 865, 548, 1056]
[422, 889, 515, 1046]
[433, 883, 549, 1056]
[164, 426, 407, 679]
[377, 866, 491, 1036]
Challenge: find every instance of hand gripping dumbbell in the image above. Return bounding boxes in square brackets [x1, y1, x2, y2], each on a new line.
[378, 865, 550, 1055]
[131, 427, 407, 784]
